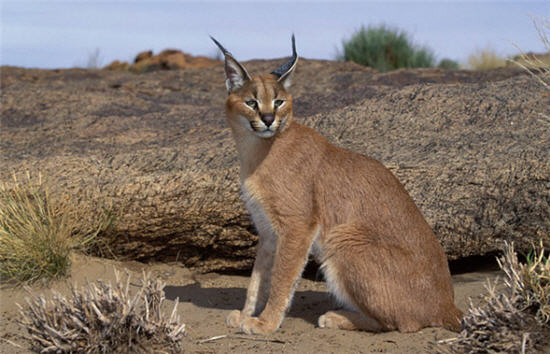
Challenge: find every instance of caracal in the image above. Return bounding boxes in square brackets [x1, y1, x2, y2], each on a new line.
[211, 35, 462, 335]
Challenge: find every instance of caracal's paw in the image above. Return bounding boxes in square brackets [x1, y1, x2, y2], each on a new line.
[318, 312, 339, 329]
[318, 311, 357, 330]
[226, 310, 247, 328]
[240, 316, 278, 335]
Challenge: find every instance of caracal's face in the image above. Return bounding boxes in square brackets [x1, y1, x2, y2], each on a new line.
[226, 75, 293, 139]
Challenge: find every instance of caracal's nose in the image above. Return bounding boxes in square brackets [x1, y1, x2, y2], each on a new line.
[261, 114, 275, 127]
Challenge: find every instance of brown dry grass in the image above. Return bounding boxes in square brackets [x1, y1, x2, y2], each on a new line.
[0, 173, 113, 284]
[18, 270, 186, 353]
[467, 47, 507, 70]
[511, 16, 550, 89]
[439, 242, 550, 353]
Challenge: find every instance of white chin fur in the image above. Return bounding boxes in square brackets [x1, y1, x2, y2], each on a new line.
[256, 130, 275, 138]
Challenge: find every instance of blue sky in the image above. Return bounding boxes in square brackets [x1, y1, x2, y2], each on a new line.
[1, 1, 549, 69]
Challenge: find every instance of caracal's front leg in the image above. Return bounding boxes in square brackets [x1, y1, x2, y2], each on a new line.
[227, 233, 276, 328]
[240, 224, 318, 335]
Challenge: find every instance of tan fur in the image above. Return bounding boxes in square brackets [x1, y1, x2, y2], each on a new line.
[217, 47, 462, 335]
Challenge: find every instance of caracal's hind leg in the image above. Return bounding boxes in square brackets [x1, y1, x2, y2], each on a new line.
[318, 310, 384, 331]
[318, 223, 421, 332]
[320, 222, 461, 333]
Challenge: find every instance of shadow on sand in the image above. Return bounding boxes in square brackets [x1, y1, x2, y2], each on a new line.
[164, 282, 332, 325]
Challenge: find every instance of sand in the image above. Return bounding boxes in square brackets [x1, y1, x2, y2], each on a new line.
[0, 254, 501, 353]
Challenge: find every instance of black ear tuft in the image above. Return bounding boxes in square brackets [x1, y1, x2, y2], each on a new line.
[210, 36, 230, 56]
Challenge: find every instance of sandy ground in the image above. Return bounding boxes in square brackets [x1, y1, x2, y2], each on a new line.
[0, 254, 500, 353]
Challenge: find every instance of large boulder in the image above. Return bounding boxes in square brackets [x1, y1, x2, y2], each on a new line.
[1, 60, 548, 272]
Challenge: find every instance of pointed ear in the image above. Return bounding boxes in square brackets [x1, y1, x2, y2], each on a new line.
[272, 34, 298, 89]
[210, 36, 251, 93]
[224, 54, 252, 92]
[277, 56, 298, 89]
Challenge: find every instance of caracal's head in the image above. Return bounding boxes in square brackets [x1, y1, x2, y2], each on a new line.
[211, 35, 298, 139]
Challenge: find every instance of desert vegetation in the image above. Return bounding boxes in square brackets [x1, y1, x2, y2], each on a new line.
[511, 16, 550, 89]
[338, 25, 436, 71]
[439, 242, 550, 353]
[0, 173, 112, 284]
[19, 270, 186, 353]
[437, 58, 460, 70]
[467, 17, 550, 73]
[466, 47, 507, 70]
[339, 22, 549, 73]
[338, 25, 460, 71]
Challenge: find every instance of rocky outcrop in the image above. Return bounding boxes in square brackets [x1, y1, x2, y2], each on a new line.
[1, 60, 548, 272]
[104, 49, 221, 72]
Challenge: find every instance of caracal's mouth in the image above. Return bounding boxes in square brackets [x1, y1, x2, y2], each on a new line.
[255, 129, 276, 138]
[249, 119, 277, 138]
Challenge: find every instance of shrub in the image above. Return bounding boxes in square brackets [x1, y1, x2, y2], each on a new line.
[339, 25, 436, 72]
[439, 241, 550, 353]
[19, 270, 186, 353]
[0, 173, 112, 283]
[438, 58, 460, 70]
[467, 47, 506, 70]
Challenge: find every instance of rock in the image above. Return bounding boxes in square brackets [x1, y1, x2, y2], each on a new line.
[106, 49, 221, 72]
[0, 60, 548, 272]
[104, 60, 130, 71]
[134, 50, 153, 63]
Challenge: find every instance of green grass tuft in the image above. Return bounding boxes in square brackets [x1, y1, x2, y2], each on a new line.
[438, 58, 460, 70]
[338, 25, 436, 72]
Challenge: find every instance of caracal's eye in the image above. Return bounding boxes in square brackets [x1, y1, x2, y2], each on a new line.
[274, 99, 285, 108]
[245, 100, 258, 110]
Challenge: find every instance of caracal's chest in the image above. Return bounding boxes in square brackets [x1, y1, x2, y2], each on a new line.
[241, 178, 276, 241]
[241, 177, 324, 262]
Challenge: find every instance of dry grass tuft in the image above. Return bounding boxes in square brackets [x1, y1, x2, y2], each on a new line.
[439, 241, 550, 353]
[504, 242, 550, 325]
[0, 173, 113, 284]
[511, 16, 550, 89]
[467, 47, 507, 70]
[18, 270, 186, 353]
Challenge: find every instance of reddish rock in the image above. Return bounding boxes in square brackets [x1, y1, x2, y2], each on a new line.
[134, 50, 153, 63]
[106, 49, 221, 72]
[104, 60, 130, 71]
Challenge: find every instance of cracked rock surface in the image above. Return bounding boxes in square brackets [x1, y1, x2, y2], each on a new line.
[1, 60, 548, 271]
